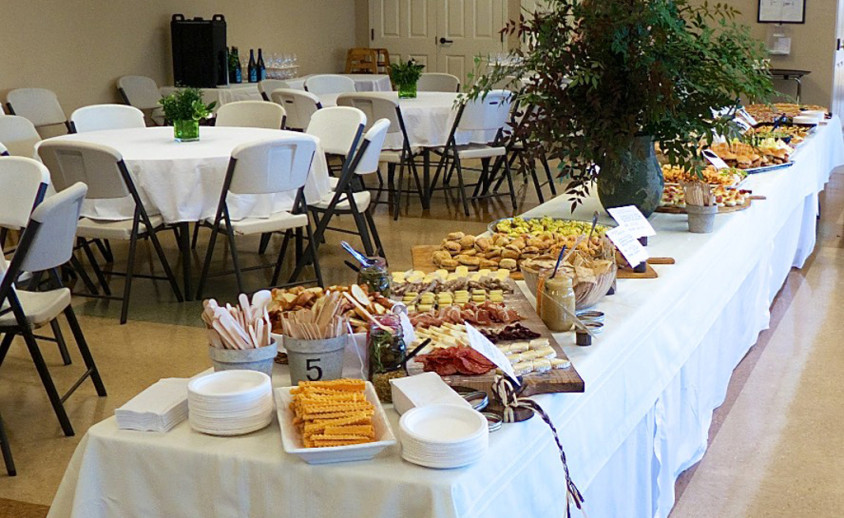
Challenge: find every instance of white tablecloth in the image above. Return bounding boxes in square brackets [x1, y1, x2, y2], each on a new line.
[320, 91, 495, 149]
[286, 74, 393, 93]
[47, 120, 844, 518]
[43, 127, 332, 224]
[159, 85, 263, 109]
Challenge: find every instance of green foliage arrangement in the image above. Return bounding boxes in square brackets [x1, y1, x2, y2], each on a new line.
[159, 87, 216, 123]
[389, 59, 425, 86]
[469, 0, 774, 208]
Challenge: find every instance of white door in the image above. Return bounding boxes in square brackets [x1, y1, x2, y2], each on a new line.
[370, 0, 507, 86]
[833, 0, 844, 119]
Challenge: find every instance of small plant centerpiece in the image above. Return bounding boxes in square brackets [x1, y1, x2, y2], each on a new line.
[390, 59, 425, 99]
[469, 0, 774, 216]
[159, 87, 216, 142]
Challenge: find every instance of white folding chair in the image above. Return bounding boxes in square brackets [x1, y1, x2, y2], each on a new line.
[38, 141, 184, 324]
[304, 75, 356, 96]
[0, 115, 42, 158]
[270, 89, 322, 131]
[306, 119, 390, 261]
[417, 73, 461, 93]
[70, 104, 146, 133]
[0, 182, 107, 445]
[116, 75, 164, 124]
[258, 79, 291, 101]
[0, 157, 50, 245]
[5, 88, 70, 133]
[195, 135, 322, 298]
[429, 90, 515, 216]
[336, 93, 425, 220]
[0, 143, 7, 157]
[215, 100, 286, 129]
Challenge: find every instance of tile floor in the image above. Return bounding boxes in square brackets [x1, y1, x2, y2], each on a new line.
[0, 169, 841, 517]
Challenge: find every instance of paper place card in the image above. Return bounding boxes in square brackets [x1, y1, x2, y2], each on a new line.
[737, 107, 758, 126]
[606, 225, 649, 267]
[465, 323, 519, 385]
[701, 149, 730, 170]
[399, 312, 417, 346]
[733, 117, 752, 132]
[607, 205, 656, 238]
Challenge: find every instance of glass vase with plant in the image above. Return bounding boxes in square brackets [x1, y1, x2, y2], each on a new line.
[469, 0, 774, 216]
[159, 87, 216, 142]
[390, 59, 425, 99]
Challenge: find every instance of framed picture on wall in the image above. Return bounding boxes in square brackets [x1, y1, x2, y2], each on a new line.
[758, 0, 806, 24]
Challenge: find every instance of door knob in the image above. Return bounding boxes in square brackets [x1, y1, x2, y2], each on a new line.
[439, 37, 454, 44]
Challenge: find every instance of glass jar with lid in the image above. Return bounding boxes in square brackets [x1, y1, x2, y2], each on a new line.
[536, 273, 576, 332]
[357, 257, 391, 297]
[367, 313, 407, 401]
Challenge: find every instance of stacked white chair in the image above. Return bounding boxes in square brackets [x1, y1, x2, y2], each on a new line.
[258, 79, 291, 101]
[0, 115, 42, 158]
[5, 88, 70, 134]
[38, 141, 184, 324]
[0, 182, 108, 471]
[304, 74, 356, 96]
[195, 134, 322, 298]
[117, 75, 164, 124]
[270, 89, 322, 131]
[70, 104, 146, 133]
[429, 90, 515, 216]
[416, 73, 461, 93]
[214, 100, 285, 129]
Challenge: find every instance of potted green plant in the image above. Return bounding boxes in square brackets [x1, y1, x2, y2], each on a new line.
[469, 0, 774, 216]
[159, 87, 216, 142]
[390, 59, 425, 99]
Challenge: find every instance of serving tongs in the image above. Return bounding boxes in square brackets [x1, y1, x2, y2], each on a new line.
[341, 241, 374, 268]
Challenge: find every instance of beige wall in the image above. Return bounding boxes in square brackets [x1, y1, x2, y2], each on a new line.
[1, 0, 357, 120]
[702, 0, 838, 108]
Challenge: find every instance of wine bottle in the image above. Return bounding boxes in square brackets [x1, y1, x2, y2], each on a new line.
[248, 49, 258, 83]
[230, 47, 242, 84]
[257, 48, 267, 81]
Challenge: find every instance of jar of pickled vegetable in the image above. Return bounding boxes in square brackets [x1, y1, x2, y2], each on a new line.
[367, 314, 406, 401]
[358, 257, 391, 297]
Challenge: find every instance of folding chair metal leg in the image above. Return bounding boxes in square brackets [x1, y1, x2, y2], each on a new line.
[196, 228, 221, 299]
[225, 225, 245, 294]
[63, 306, 107, 397]
[0, 332, 15, 367]
[258, 233, 272, 255]
[304, 223, 324, 287]
[80, 240, 110, 296]
[541, 154, 557, 195]
[120, 218, 140, 325]
[94, 239, 114, 263]
[145, 228, 184, 303]
[0, 412, 15, 476]
[455, 160, 470, 217]
[190, 223, 201, 250]
[271, 230, 292, 286]
[504, 158, 518, 214]
[68, 254, 98, 295]
[20, 327, 74, 436]
[0, 229, 6, 250]
[392, 162, 404, 220]
[350, 208, 374, 256]
[523, 154, 545, 204]
[364, 210, 385, 259]
[50, 320, 72, 366]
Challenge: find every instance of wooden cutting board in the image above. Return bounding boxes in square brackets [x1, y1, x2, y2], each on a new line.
[409, 285, 585, 396]
[411, 245, 673, 280]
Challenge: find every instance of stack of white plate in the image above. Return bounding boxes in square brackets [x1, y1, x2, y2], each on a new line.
[187, 370, 273, 436]
[399, 404, 489, 469]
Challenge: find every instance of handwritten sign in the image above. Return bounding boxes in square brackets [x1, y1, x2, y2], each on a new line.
[607, 205, 656, 238]
[606, 225, 649, 267]
[737, 107, 758, 126]
[465, 323, 519, 384]
[701, 149, 730, 170]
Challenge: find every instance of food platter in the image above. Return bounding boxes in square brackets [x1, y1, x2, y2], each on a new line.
[744, 162, 795, 175]
[656, 197, 752, 214]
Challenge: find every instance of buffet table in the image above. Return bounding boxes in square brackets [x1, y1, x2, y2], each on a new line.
[47, 120, 844, 518]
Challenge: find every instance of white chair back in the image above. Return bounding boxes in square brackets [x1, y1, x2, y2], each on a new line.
[351, 119, 390, 175]
[258, 80, 291, 100]
[6, 88, 67, 128]
[70, 104, 146, 133]
[0, 157, 50, 230]
[417, 73, 461, 93]
[37, 141, 129, 199]
[456, 90, 512, 132]
[335, 93, 401, 135]
[228, 135, 318, 195]
[306, 107, 367, 156]
[19, 182, 87, 273]
[270, 89, 321, 131]
[0, 115, 42, 158]
[117, 76, 162, 111]
[215, 101, 285, 129]
[0, 142, 8, 156]
[305, 75, 356, 96]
